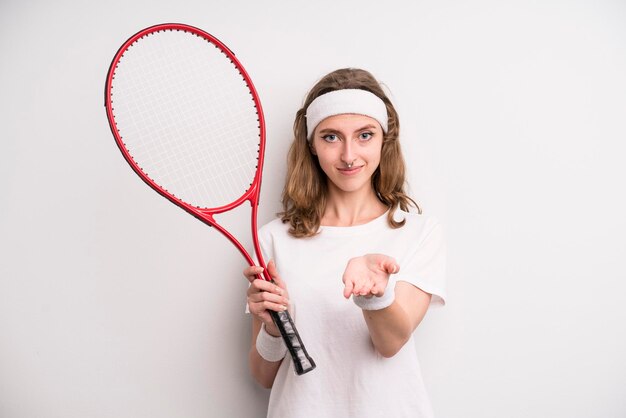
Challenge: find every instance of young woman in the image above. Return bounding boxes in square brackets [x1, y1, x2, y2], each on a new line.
[244, 68, 446, 418]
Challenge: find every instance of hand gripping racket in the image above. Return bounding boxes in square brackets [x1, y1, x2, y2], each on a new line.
[104, 23, 315, 375]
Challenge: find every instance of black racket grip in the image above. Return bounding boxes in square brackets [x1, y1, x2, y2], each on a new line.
[269, 310, 316, 375]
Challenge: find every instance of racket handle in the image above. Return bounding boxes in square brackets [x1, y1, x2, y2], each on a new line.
[269, 310, 316, 375]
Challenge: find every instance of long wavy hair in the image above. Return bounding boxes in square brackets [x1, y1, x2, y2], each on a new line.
[280, 68, 420, 237]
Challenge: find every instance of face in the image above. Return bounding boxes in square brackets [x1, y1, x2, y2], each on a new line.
[310, 114, 383, 196]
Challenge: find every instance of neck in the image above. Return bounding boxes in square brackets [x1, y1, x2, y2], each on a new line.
[321, 186, 387, 227]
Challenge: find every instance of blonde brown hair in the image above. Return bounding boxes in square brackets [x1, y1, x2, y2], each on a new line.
[280, 68, 420, 237]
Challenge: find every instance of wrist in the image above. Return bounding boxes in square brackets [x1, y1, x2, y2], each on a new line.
[256, 323, 287, 362]
[353, 277, 397, 311]
[264, 323, 281, 337]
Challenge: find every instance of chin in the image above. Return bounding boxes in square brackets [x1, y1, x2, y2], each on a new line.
[330, 180, 371, 194]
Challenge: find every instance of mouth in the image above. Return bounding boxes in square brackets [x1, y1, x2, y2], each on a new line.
[337, 166, 363, 175]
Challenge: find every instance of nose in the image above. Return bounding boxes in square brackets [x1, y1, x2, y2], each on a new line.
[341, 139, 355, 164]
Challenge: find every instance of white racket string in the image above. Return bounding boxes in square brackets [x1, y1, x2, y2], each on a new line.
[110, 29, 261, 209]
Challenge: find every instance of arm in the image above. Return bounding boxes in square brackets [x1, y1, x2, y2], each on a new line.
[245, 261, 290, 388]
[361, 282, 431, 357]
[342, 254, 432, 357]
[248, 316, 282, 388]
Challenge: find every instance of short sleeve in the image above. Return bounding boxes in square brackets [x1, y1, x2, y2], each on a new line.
[395, 218, 447, 307]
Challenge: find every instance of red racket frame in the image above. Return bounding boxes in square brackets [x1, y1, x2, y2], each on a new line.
[104, 23, 266, 271]
[104, 23, 315, 375]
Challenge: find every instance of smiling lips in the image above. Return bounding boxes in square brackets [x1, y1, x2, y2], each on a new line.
[337, 166, 363, 175]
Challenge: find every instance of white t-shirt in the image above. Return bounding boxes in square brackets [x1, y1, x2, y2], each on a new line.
[257, 210, 446, 418]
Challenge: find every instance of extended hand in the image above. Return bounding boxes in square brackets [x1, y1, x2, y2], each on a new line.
[342, 254, 400, 299]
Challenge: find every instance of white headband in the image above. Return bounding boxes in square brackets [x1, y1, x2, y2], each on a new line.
[305, 89, 388, 140]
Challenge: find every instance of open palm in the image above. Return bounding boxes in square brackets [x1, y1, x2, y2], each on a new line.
[342, 254, 399, 299]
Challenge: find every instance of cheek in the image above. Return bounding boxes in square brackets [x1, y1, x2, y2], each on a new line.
[313, 146, 335, 166]
[367, 145, 383, 166]
[314, 152, 334, 174]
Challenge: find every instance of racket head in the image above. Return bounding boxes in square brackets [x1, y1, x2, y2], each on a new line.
[105, 23, 266, 217]
[105, 25, 316, 374]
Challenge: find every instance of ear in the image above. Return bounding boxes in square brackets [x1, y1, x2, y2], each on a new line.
[308, 140, 317, 156]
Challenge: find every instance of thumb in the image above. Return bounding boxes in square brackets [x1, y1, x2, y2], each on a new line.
[267, 260, 286, 288]
[381, 257, 400, 274]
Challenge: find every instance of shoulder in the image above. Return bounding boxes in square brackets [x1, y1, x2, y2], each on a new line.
[393, 209, 443, 242]
[258, 217, 292, 242]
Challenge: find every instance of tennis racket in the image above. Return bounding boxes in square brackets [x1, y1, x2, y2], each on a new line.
[104, 23, 315, 375]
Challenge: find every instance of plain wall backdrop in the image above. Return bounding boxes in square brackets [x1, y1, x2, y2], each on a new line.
[1, 0, 625, 417]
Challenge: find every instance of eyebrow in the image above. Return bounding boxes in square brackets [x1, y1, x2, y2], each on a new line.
[317, 124, 379, 135]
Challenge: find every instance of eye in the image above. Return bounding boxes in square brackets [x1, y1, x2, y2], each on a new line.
[358, 132, 374, 141]
[322, 134, 339, 143]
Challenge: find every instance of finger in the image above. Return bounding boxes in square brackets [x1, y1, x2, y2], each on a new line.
[343, 279, 354, 299]
[266, 260, 286, 287]
[254, 300, 289, 314]
[249, 278, 285, 296]
[244, 265, 264, 278]
[244, 266, 265, 282]
[267, 260, 282, 283]
[353, 281, 372, 296]
[358, 284, 373, 296]
[369, 281, 386, 297]
[249, 290, 289, 306]
[380, 258, 400, 274]
[266, 259, 277, 277]
[369, 281, 380, 296]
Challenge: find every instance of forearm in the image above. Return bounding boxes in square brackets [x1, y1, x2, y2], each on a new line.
[360, 282, 432, 357]
[362, 301, 413, 357]
[249, 317, 283, 388]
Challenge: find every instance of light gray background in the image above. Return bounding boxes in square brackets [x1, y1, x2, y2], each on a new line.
[1, 1, 625, 417]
